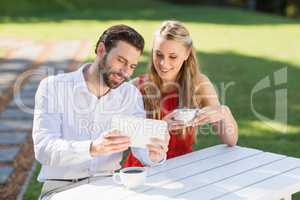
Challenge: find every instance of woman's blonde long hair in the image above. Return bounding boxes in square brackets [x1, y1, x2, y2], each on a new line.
[140, 20, 202, 137]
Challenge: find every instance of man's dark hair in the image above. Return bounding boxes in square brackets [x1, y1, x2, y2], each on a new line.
[95, 24, 145, 54]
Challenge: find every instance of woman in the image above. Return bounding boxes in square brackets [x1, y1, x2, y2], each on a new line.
[124, 20, 238, 167]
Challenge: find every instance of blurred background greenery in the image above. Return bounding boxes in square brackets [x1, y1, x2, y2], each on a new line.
[0, 0, 299, 18]
[0, 0, 299, 199]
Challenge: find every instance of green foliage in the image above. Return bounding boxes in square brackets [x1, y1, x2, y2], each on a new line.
[0, 0, 165, 15]
[162, 0, 300, 18]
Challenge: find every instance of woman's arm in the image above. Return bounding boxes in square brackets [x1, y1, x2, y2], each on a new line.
[193, 74, 238, 146]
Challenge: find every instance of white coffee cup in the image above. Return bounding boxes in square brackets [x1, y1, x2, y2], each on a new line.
[113, 167, 147, 189]
[173, 108, 201, 123]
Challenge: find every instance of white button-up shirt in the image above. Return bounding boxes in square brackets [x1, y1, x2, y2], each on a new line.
[32, 64, 157, 182]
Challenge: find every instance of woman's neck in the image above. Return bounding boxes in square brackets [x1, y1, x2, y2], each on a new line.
[161, 81, 178, 93]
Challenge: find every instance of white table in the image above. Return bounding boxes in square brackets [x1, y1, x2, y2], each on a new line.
[52, 145, 300, 200]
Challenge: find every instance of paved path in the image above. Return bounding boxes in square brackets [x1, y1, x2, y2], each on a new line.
[0, 38, 90, 196]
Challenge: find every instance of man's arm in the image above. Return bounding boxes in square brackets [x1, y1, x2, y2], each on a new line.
[32, 77, 93, 167]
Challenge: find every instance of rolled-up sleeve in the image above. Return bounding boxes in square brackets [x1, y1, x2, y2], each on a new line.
[32, 77, 92, 167]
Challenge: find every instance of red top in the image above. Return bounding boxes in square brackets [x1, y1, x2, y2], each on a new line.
[123, 75, 195, 167]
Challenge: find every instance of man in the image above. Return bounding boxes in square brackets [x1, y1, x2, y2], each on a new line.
[32, 25, 169, 199]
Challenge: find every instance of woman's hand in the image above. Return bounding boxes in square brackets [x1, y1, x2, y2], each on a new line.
[192, 105, 238, 146]
[162, 110, 188, 131]
[191, 105, 228, 127]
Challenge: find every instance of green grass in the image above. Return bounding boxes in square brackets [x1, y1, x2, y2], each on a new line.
[2, 0, 299, 199]
[23, 164, 42, 200]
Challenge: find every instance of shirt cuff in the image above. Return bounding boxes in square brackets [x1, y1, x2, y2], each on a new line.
[131, 147, 166, 167]
[71, 140, 93, 161]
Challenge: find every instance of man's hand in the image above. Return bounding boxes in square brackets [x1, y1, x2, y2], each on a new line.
[147, 133, 170, 163]
[90, 130, 130, 157]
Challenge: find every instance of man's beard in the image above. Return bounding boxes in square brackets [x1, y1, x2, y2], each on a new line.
[98, 56, 128, 89]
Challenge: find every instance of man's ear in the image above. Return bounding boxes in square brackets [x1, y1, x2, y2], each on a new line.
[96, 42, 106, 58]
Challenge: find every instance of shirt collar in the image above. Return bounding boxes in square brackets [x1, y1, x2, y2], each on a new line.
[74, 63, 123, 100]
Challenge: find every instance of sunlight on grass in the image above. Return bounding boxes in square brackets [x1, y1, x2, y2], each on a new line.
[1, 21, 299, 67]
[246, 120, 300, 134]
[1, 4, 300, 67]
